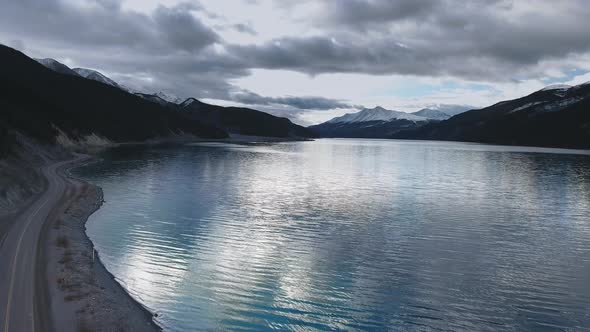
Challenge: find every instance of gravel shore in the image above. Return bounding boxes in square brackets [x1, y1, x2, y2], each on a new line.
[40, 159, 161, 331]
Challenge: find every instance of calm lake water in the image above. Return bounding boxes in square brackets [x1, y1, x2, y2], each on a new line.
[75, 139, 590, 331]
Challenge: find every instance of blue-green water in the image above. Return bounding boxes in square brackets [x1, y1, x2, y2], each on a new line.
[76, 139, 590, 331]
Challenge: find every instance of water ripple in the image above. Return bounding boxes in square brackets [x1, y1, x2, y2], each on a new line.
[76, 139, 590, 331]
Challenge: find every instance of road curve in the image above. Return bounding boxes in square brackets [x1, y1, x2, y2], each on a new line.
[0, 157, 81, 332]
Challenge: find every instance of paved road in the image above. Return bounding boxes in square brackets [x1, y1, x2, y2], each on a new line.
[0, 158, 76, 332]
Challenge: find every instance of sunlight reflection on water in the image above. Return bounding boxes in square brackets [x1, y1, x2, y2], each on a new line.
[76, 139, 590, 331]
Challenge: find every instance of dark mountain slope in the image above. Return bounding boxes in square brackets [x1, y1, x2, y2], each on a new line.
[31, 49, 314, 139]
[179, 98, 317, 138]
[308, 119, 424, 138]
[392, 85, 590, 149]
[135, 93, 178, 108]
[0, 44, 227, 153]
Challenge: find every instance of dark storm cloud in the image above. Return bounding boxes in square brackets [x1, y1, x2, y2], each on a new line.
[1, 0, 590, 113]
[232, 23, 257, 35]
[153, 5, 219, 51]
[236, 0, 590, 80]
[232, 91, 357, 110]
[323, 0, 438, 27]
[0, 0, 234, 99]
[227, 37, 430, 76]
[0, 0, 218, 53]
[83, 49, 249, 98]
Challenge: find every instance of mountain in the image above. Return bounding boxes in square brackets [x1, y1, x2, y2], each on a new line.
[412, 108, 451, 120]
[327, 107, 425, 123]
[73, 67, 125, 90]
[392, 83, 590, 149]
[72, 70, 183, 106]
[44, 62, 182, 106]
[0, 44, 227, 154]
[308, 119, 425, 138]
[22, 47, 311, 139]
[133, 91, 184, 107]
[133, 92, 177, 107]
[179, 98, 317, 138]
[423, 104, 473, 117]
[34, 58, 80, 77]
[310, 106, 432, 138]
[154, 91, 184, 104]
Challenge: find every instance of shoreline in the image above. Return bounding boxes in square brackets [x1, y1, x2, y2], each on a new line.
[81, 133, 315, 151]
[40, 156, 161, 331]
[13, 136, 590, 331]
[0, 135, 311, 331]
[37, 135, 313, 330]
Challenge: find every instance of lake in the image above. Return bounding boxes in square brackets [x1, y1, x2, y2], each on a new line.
[75, 139, 590, 331]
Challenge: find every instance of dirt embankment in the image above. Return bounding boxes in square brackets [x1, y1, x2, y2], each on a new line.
[0, 138, 55, 237]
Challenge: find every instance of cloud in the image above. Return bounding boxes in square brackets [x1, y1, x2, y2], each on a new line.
[230, 0, 590, 81]
[232, 23, 257, 35]
[153, 4, 219, 51]
[0, 0, 236, 99]
[8, 39, 26, 52]
[323, 0, 438, 27]
[232, 90, 358, 110]
[1, 0, 590, 124]
[0, 0, 218, 53]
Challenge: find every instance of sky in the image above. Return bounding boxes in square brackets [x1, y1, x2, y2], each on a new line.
[2, 0, 590, 125]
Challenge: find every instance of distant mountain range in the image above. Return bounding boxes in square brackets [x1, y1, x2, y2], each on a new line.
[0, 45, 228, 155]
[392, 83, 590, 149]
[0, 45, 316, 155]
[309, 86, 590, 149]
[34, 58, 80, 77]
[72, 67, 126, 90]
[32, 54, 314, 139]
[34, 58, 180, 101]
[179, 98, 315, 138]
[309, 105, 472, 138]
[6, 44, 589, 151]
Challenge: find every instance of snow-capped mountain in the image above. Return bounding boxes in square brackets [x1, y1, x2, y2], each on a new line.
[326, 105, 474, 125]
[311, 104, 477, 138]
[412, 108, 451, 120]
[541, 84, 572, 91]
[393, 82, 590, 148]
[154, 91, 184, 104]
[133, 91, 184, 106]
[34, 58, 80, 76]
[73, 68, 124, 90]
[420, 104, 473, 117]
[311, 107, 428, 138]
[328, 107, 425, 123]
[412, 105, 473, 120]
[179, 98, 203, 108]
[36, 57, 186, 106]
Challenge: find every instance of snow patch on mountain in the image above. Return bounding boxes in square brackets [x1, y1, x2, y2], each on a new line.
[412, 108, 450, 120]
[154, 91, 184, 104]
[541, 84, 572, 91]
[34, 58, 80, 76]
[328, 107, 425, 123]
[180, 98, 200, 108]
[423, 104, 474, 116]
[73, 68, 123, 89]
[508, 101, 547, 113]
[538, 97, 584, 113]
